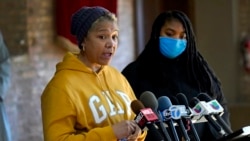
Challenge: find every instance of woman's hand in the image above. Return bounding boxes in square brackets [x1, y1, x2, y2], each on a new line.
[126, 121, 142, 141]
[112, 120, 141, 141]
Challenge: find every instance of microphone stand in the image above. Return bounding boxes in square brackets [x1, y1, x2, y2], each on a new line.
[217, 126, 250, 141]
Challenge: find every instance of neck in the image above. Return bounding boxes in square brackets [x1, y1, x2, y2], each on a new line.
[78, 50, 102, 73]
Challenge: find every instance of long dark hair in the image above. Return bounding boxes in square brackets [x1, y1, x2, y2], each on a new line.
[136, 10, 222, 98]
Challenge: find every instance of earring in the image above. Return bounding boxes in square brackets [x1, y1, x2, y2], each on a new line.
[82, 44, 85, 51]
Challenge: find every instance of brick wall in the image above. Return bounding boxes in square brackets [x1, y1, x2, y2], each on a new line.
[0, 0, 28, 55]
[27, 0, 56, 48]
[1, 0, 61, 141]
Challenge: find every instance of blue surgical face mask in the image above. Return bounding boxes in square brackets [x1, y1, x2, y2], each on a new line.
[159, 37, 187, 59]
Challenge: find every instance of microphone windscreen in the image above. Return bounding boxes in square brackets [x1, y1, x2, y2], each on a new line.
[157, 96, 172, 111]
[139, 91, 158, 111]
[189, 97, 200, 107]
[197, 93, 213, 102]
[169, 96, 180, 105]
[176, 93, 189, 107]
[130, 100, 145, 115]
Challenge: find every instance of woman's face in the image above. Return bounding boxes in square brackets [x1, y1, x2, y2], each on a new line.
[82, 20, 118, 68]
[160, 19, 186, 39]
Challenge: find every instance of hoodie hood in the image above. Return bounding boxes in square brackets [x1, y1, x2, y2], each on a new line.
[56, 52, 104, 74]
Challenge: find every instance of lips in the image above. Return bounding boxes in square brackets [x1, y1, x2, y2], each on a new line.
[102, 52, 112, 59]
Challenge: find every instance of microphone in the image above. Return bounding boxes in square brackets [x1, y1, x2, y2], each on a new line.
[176, 93, 200, 141]
[140, 91, 173, 141]
[158, 96, 186, 141]
[130, 100, 158, 129]
[197, 93, 233, 135]
[130, 100, 165, 141]
[195, 95, 250, 141]
[189, 97, 227, 138]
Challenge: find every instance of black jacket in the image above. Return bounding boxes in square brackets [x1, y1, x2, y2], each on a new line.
[122, 61, 231, 141]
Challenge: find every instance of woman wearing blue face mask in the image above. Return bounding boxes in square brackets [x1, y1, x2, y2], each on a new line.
[122, 10, 231, 141]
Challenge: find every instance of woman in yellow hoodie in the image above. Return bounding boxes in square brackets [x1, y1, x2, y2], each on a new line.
[41, 6, 146, 141]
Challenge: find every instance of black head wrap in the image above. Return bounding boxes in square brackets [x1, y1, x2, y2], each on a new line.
[136, 10, 222, 98]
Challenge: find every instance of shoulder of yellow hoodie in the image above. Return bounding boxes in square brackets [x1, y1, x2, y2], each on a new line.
[41, 70, 119, 140]
[103, 66, 136, 96]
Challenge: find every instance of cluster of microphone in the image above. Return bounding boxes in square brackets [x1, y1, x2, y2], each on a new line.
[130, 91, 243, 141]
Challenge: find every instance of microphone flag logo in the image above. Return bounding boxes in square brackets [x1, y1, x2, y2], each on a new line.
[193, 104, 202, 114]
[141, 108, 158, 122]
[169, 105, 188, 120]
[209, 101, 220, 110]
[207, 99, 224, 114]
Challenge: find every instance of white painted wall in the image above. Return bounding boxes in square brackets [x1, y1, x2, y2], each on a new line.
[111, 0, 136, 71]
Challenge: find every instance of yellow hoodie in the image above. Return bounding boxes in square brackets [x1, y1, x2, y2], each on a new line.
[41, 52, 146, 141]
